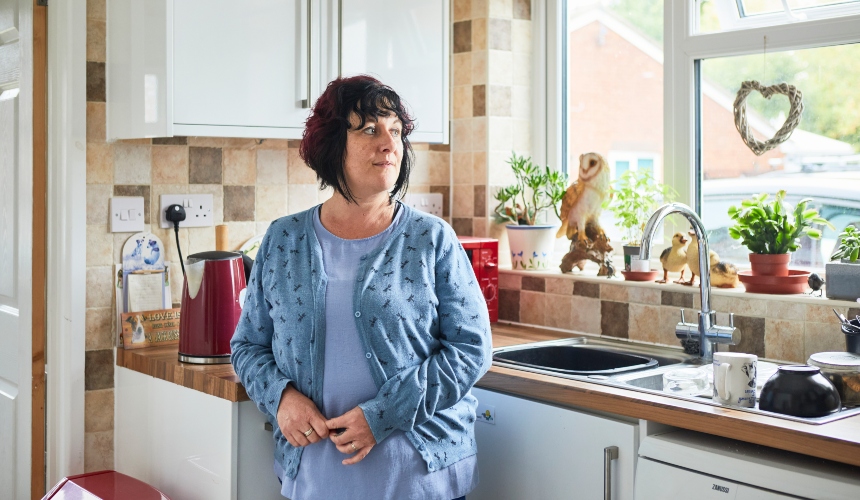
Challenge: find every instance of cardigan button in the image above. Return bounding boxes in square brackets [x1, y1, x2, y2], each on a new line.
[354, 311, 361, 318]
[365, 352, 372, 359]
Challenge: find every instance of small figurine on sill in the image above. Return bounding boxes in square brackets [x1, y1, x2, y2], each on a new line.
[807, 273, 825, 297]
[657, 232, 690, 283]
[684, 231, 740, 287]
[558, 152, 614, 276]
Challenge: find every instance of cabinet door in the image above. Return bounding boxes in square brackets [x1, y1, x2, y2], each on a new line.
[471, 388, 638, 500]
[173, 0, 311, 132]
[339, 0, 449, 143]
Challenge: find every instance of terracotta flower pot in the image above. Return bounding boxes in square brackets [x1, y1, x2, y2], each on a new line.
[748, 253, 790, 276]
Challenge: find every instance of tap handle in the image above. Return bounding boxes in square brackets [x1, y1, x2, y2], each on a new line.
[680, 309, 686, 324]
[729, 312, 734, 328]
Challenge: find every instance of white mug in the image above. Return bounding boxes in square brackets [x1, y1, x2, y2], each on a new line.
[713, 352, 757, 407]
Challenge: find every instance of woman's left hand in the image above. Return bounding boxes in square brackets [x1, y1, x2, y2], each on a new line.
[325, 407, 378, 465]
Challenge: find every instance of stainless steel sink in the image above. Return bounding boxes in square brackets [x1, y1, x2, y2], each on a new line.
[492, 338, 860, 425]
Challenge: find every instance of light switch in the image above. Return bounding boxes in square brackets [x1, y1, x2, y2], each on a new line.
[111, 196, 145, 233]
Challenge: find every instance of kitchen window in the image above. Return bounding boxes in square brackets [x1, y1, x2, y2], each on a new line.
[543, 0, 860, 269]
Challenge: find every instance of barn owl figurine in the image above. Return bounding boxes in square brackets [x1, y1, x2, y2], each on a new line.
[556, 152, 611, 243]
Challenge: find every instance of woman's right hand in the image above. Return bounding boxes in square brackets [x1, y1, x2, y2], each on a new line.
[277, 383, 330, 447]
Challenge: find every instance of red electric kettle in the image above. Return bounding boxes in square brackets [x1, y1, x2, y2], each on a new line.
[178, 251, 246, 364]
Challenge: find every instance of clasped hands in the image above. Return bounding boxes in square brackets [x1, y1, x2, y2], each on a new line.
[277, 383, 377, 465]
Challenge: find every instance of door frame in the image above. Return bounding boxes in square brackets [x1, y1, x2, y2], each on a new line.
[44, 0, 87, 490]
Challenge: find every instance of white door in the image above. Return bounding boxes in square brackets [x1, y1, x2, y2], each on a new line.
[340, 0, 448, 143]
[0, 0, 34, 497]
[172, 0, 311, 130]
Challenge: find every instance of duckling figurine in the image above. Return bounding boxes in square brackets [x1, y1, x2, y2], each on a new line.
[710, 261, 740, 288]
[684, 231, 719, 287]
[657, 232, 690, 284]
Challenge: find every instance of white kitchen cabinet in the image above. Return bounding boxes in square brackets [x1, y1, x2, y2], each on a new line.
[471, 387, 639, 500]
[340, 0, 449, 143]
[106, 0, 448, 142]
[114, 366, 283, 500]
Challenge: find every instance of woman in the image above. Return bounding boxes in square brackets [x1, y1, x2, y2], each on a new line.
[231, 75, 492, 500]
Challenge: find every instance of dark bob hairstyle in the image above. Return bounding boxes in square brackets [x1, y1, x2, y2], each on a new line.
[300, 75, 415, 203]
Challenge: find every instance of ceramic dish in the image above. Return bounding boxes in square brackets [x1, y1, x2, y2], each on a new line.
[758, 365, 842, 417]
[621, 270, 661, 282]
[737, 269, 810, 294]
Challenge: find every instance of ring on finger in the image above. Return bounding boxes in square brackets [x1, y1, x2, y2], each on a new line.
[350, 442, 357, 452]
[303, 428, 314, 437]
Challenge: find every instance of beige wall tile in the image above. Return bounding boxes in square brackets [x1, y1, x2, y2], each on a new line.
[187, 227, 216, 254]
[86, 102, 105, 143]
[765, 319, 805, 363]
[453, 53, 472, 86]
[472, 217, 489, 237]
[472, 0, 488, 18]
[453, 152, 473, 185]
[451, 119, 473, 153]
[87, 224, 113, 267]
[600, 283, 629, 302]
[86, 184, 112, 225]
[454, 0, 471, 21]
[453, 184, 474, 217]
[765, 300, 808, 321]
[187, 137, 227, 148]
[806, 304, 845, 324]
[223, 148, 256, 185]
[86, 266, 113, 308]
[710, 295, 767, 318]
[512, 118, 531, 153]
[546, 277, 573, 295]
[113, 143, 152, 185]
[473, 151, 488, 184]
[487, 85, 511, 116]
[627, 286, 661, 305]
[472, 18, 488, 51]
[499, 273, 521, 290]
[427, 151, 450, 185]
[628, 304, 662, 344]
[87, 19, 106, 62]
[545, 293, 573, 329]
[487, 117, 512, 152]
[256, 149, 288, 185]
[85, 389, 114, 432]
[488, 50, 513, 85]
[489, 150, 517, 185]
[571, 295, 601, 334]
[657, 306, 684, 347]
[150, 225, 188, 265]
[472, 117, 488, 152]
[151, 145, 189, 184]
[189, 184, 224, 224]
[453, 85, 473, 119]
[288, 184, 319, 214]
[256, 221, 273, 236]
[472, 51, 488, 85]
[804, 321, 845, 360]
[84, 430, 113, 472]
[288, 148, 317, 184]
[228, 222, 258, 251]
[257, 139, 294, 150]
[85, 307, 114, 351]
[87, 143, 113, 184]
[519, 290, 545, 326]
[88, 0, 106, 21]
[512, 85, 531, 119]
[489, 0, 513, 18]
[257, 184, 289, 221]
[512, 52, 532, 86]
[410, 150, 431, 185]
[511, 19, 531, 54]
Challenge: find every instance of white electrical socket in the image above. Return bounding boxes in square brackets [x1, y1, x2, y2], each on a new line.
[110, 196, 145, 233]
[159, 194, 214, 228]
[403, 193, 444, 217]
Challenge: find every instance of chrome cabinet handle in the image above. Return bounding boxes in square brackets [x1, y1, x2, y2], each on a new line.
[603, 445, 619, 500]
[301, 0, 312, 108]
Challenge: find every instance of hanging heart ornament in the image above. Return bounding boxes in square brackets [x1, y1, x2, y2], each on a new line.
[732, 80, 803, 156]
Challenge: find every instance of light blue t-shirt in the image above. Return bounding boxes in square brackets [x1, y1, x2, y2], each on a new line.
[276, 205, 478, 500]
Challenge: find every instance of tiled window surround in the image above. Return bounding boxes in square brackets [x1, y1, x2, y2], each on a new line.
[499, 269, 860, 365]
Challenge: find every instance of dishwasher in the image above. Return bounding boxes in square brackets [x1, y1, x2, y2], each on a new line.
[634, 429, 860, 500]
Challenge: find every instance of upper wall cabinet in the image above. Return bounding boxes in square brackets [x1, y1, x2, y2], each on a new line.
[106, 0, 449, 143]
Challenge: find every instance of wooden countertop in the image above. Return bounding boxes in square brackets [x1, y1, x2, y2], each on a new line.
[116, 324, 860, 468]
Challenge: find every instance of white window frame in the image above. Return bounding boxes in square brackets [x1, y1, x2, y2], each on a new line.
[707, 0, 860, 32]
[606, 151, 662, 182]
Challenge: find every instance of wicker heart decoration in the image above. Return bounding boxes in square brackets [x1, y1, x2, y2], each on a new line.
[732, 80, 803, 156]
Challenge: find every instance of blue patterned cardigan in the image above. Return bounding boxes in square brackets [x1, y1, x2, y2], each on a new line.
[230, 204, 493, 480]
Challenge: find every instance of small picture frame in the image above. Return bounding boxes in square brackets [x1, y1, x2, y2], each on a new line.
[120, 308, 181, 349]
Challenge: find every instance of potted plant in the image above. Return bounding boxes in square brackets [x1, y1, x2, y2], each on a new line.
[493, 152, 568, 270]
[727, 190, 833, 276]
[604, 170, 676, 273]
[825, 225, 860, 301]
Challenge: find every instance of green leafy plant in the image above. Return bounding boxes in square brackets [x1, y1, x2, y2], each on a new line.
[493, 152, 568, 226]
[603, 170, 676, 245]
[831, 225, 860, 263]
[727, 190, 834, 255]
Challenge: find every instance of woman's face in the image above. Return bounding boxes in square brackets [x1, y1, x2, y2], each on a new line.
[343, 112, 403, 201]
